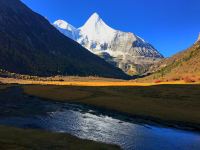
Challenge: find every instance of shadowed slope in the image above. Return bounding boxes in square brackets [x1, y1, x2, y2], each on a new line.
[0, 0, 128, 79]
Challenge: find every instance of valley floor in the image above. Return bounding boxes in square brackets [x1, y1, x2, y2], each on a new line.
[21, 84, 200, 131]
[0, 78, 200, 149]
[0, 84, 121, 150]
[0, 76, 199, 86]
[1, 77, 200, 130]
[0, 77, 200, 130]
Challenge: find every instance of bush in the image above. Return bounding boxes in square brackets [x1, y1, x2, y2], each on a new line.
[170, 77, 180, 81]
[154, 80, 162, 83]
[183, 76, 196, 83]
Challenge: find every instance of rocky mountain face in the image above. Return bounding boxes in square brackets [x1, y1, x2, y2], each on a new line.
[54, 13, 164, 75]
[0, 0, 129, 79]
[141, 34, 200, 82]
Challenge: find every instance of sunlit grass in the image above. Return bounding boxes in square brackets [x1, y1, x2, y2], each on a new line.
[1, 77, 199, 87]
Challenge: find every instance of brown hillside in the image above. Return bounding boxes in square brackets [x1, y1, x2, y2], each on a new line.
[140, 38, 200, 82]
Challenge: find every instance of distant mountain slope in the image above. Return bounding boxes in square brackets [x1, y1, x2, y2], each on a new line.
[0, 0, 128, 79]
[142, 35, 200, 82]
[53, 13, 164, 75]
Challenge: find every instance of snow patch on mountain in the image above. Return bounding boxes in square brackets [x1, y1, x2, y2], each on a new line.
[53, 20, 77, 40]
[53, 13, 164, 75]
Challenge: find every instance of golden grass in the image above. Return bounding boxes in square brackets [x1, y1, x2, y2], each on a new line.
[1, 77, 199, 87]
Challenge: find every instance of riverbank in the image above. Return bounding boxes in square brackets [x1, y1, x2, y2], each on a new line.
[0, 125, 120, 150]
[0, 85, 200, 150]
[0, 85, 121, 150]
[1, 82, 200, 131]
[21, 84, 200, 131]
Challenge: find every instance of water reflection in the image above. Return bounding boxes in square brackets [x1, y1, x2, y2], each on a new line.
[0, 87, 200, 150]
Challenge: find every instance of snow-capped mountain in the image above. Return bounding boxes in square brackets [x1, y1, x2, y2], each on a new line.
[78, 13, 117, 46]
[53, 13, 164, 75]
[53, 20, 77, 40]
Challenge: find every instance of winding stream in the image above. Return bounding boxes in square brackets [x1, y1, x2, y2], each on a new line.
[0, 87, 200, 150]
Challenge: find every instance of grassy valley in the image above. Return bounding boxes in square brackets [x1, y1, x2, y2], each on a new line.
[0, 0, 200, 149]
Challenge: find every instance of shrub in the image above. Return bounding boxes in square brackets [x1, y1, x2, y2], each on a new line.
[170, 77, 180, 81]
[154, 80, 162, 83]
[183, 76, 196, 83]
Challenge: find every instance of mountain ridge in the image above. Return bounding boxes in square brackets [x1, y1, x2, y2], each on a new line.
[140, 35, 200, 82]
[0, 0, 129, 79]
[53, 13, 164, 75]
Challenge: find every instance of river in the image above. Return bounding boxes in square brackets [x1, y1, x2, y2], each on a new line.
[0, 87, 200, 150]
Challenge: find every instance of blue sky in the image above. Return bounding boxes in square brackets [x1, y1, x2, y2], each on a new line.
[21, 0, 200, 57]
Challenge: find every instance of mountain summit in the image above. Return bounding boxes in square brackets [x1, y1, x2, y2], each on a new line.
[53, 20, 77, 40]
[78, 13, 116, 44]
[54, 13, 164, 75]
[82, 12, 102, 26]
[54, 20, 76, 31]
